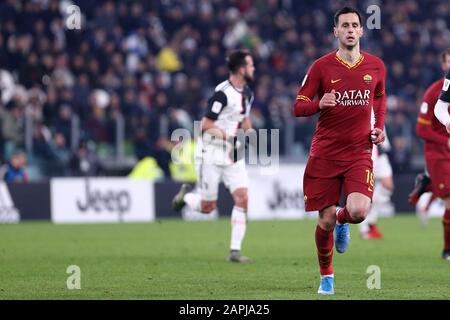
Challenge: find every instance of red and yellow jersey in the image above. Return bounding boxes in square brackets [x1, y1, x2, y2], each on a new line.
[293, 50, 386, 161]
[417, 78, 450, 160]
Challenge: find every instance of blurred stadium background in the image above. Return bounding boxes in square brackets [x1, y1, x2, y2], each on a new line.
[0, 0, 450, 300]
[1, 0, 449, 178]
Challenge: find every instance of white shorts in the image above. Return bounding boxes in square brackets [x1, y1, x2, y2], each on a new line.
[373, 153, 392, 179]
[196, 159, 248, 201]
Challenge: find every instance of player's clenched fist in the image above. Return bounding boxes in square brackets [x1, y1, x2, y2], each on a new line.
[319, 89, 337, 109]
[370, 127, 385, 145]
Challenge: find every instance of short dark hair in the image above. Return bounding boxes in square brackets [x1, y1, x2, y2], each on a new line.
[334, 7, 363, 26]
[441, 48, 450, 62]
[227, 50, 251, 73]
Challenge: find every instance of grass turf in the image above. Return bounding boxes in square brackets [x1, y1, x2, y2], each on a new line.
[0, 214, 449, 300]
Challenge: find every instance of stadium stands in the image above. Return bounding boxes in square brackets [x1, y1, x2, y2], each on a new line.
[0, 0, 449, 179]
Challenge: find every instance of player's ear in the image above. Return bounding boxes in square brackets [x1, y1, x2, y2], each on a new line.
[239, 65, 246, 76]
[333, 26, 338, 38]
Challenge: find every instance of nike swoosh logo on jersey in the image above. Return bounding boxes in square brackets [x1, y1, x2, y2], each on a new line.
[331, 79, 342, 84]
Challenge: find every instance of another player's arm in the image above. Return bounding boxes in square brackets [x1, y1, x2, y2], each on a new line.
[416, 88, 450, 149]
[371, 62, 387, 145]
[201, 117, 228, 140]
[202, 91, 228, 140]
[241, 117, 252, 132]
[292, 62, 336, 117]
[434, 70, 450, 134]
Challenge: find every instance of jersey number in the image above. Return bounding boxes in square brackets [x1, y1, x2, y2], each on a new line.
[365, 169, 374, 192]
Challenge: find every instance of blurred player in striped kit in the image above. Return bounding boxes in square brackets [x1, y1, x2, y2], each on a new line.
[172, 50, 255, 263]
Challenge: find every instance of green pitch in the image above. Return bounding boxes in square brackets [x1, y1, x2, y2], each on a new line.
[0, 214, 449, 300]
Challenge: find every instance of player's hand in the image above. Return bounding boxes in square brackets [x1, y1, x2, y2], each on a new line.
[446, 122, 450, 135]
[371, 128, 385, 145]
[319, 89, 337, 109]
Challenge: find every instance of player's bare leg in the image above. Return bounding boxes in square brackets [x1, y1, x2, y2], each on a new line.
[316, 205, 337, 294]
[442, 197, 450, 260]
[227, 187, 251, 263]
[318, 206, 337, 231]
[335, 192, 371, 253]
[344, 192, 371, 222]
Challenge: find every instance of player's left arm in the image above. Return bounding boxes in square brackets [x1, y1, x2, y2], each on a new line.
[371, 61, 387, 145]
[434, 70, 450, 134]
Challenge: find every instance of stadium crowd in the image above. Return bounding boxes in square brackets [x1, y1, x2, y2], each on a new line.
[0, 0, 449, 180]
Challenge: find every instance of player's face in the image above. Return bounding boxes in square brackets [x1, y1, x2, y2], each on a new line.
[441, 54, 450, 73]
[334, 13, 363, 49]
[242, 56, 255, 83]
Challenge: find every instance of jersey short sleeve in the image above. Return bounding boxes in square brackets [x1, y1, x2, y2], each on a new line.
[419, 84, 438, 123]
[205, 90, 227, 120]
[297, 60, 322, 102]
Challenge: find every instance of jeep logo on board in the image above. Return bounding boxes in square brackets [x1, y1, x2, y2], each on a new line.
[76, 179, 131, 218]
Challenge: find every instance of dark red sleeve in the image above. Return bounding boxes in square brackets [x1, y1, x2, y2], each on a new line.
[373, 61, 386, 129]
[292, 61, 321, 117]
[416, 120, 448, 144]
[416, 87, 448, 144]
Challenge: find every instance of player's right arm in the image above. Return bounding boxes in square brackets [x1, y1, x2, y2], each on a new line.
[202, 90, 228, 140]
[416, 84, 450, 145]
[292, 61, 335, 117]
[434, 69, 450, 134]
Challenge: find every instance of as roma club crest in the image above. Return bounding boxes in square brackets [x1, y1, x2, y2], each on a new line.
[363, 74, 372, 84]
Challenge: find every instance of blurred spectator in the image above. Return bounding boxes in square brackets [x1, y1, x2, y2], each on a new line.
[2, 100, 25, 160]
[1, 150, 28, 183]
[68, 140, 100, 177]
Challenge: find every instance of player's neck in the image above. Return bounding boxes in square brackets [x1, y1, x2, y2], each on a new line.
[229, 74, 245, 91]
[336, 45, 361, 66]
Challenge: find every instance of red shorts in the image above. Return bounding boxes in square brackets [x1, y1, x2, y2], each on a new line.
[303, 156, 374, 211]
[427, 158, 450, 198]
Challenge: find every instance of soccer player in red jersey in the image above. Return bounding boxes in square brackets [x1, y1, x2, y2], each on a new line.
[292, 7, 386, 294]
[412, 50, 450, 236]
[418, 49, 450, 260]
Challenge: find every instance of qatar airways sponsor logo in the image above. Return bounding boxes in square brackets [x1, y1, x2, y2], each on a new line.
[335, 89, 371, 106]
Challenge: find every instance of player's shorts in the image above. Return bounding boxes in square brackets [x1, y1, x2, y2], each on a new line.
[427, 158, 450, 198]
[373, 153, 392, 179]
[303, 156, 374, 211]
[196, 159, 248, 201]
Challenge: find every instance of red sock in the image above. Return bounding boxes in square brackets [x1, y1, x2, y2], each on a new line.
[315, 224, 334, 275]
[337, 207, 358, 224]
[443, 209, 450, 251]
